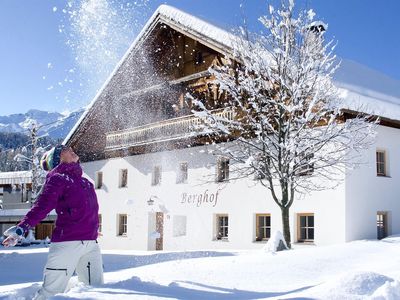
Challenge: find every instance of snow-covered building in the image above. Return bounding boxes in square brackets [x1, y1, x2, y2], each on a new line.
[0, 171, 56, 239]
[64, 5, 400, 250]
[0, 171, 32, 210]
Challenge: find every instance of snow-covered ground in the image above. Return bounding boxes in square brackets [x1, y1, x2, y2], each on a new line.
[1, 237, 400, 299]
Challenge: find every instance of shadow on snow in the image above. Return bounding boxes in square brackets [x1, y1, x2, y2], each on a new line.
[54, 277, 316, 300]
[103, 250, 236, 272]
[0, 250, 235, 285]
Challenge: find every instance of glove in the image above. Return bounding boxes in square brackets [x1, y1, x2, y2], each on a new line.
[2, 226, 24, 247]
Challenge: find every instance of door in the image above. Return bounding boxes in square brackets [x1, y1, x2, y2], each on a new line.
[35, 223, 55, 240]
[156, 212, 164, 250]
[377, 212, 388, 240]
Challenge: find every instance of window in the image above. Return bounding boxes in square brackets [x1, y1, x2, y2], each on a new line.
[95, 172, 103, 189]
[377, 211, 388, 240]
[298, 214, 314, 242]
[98, 214, 102, 233]
[119, 169, 128, 188]
[376, 150, 386, 176]
[176, 162, 188, 184]
[195, 51, 203, 65]
[256, 214, 271, 241]
[15, 184, 21, 192]
[216, 214, 229, 240]
[152, 166, 162, 186]
[118, 214, 127, 236]
[216, 157, 229, 182]
[297, 153, 314, 176]
[173, 215, 187, 237]
[254, 163, 267, 180]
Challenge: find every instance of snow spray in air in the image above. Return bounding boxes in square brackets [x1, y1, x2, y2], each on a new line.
[58, 0, 150, 110]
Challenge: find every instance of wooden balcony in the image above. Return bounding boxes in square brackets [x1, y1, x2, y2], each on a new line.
[105, 109, 234, 151]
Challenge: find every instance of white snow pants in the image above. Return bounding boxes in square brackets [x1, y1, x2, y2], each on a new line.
[34, 240, 104, 300]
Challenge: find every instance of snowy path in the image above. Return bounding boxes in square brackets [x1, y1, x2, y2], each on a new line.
[1, 238, 400, 299]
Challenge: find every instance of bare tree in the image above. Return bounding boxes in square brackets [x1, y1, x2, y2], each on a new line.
[191, 0, 376, 248]
[14, 123, 48, 205]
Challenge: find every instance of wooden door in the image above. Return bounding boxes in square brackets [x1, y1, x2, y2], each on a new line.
[377, 212, 388, 240]
[156, 212, 164, 250]
[35, 223, 55, 240]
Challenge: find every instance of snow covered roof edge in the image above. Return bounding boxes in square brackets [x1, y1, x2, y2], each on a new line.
[63, 5, 236, 145]
[0, 171, 32, 185]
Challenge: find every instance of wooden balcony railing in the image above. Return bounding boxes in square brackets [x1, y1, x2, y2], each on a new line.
[105, 109, 234, 151]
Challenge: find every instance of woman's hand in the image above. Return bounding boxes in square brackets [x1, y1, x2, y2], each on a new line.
[2, 226, 24, 247]
[2, 235, 19, 247]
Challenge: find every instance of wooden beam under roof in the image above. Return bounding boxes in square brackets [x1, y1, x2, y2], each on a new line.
[119, 70, 211, 99]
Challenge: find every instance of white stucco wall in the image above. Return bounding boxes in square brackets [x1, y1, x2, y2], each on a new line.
[345, 125, 400, 241]
[81, 141, 350, 250]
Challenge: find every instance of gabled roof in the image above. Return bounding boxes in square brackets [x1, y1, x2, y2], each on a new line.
[63, 5, 236, 145]
[64, 5, 400, 147]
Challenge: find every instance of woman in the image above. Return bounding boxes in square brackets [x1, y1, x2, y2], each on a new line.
[2, 145, 103, 299]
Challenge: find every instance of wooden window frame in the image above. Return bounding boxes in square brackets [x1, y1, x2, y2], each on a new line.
[255, 214, 271, 241]
[297, 213, 314, 243]
[95, 171, 103, 189]
[376, 150, 387, 177]
[216, 157, 230, 182]
[176, 162, 188, 184]
[254, 164, 267, 180]
[117, 214, 127, 237]
[152, 165, 162, 186]
[216, 214, 229, 240]
[119, 169, 128, 188]
[297, 153, 315, 176]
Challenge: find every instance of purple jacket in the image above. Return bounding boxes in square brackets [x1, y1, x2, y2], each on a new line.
[18, 162, 99, 242]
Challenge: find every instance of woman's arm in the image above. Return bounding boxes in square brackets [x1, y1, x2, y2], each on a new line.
[17, 174, 65, 232]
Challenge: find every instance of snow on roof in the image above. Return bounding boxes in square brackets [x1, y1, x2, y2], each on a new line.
[63, 5, 236, 145]
[63, 5, 400, 146]
[308, 20, 328, 31]
[0, 209, 30, 217]
[156, 5, 236, 52]
[0, 171, 32, 185]
[335, 59, 400, 121]
[340, 88, 400, 121]
[335, 59, 400, 101]
[0, 208, 57, 217]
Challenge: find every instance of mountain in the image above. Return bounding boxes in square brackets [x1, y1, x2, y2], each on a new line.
[0, 108, 84, 140]
[0, 131, 30, 150]
[0, 109, 84, 172]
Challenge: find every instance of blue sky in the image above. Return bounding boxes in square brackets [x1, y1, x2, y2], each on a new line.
[0, 0, 399, 116]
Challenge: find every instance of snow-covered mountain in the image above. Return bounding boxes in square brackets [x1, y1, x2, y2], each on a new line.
[0, 109, 84, 140]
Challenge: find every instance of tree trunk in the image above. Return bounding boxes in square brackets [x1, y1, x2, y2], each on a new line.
[281, 206, 291, 248]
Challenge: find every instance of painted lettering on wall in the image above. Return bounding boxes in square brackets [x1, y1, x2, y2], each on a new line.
[181, 190, 219, 207]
